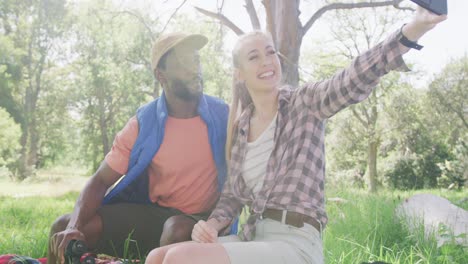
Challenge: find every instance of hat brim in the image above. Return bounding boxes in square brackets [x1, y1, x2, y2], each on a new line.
[172, 34, 208, 51]
[152, 33, 208, 72]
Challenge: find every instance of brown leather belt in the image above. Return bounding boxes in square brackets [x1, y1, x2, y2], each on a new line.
[262, 208, 321, 232]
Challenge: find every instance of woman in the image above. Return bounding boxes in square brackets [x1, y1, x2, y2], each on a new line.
[145, 7, 446, 264]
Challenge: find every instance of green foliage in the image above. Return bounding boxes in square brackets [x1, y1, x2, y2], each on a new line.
[384, 142, 453, 190]
[437, 140, 468, 189]
[0, 108, 21, 177]
[426, 56, 467, 146]
[384, 156, 419, 190]
[0, 30, 24, 126]
[0, 0, 70, 179]
[0, 192, 77, 257]
[68, 1, 157, 171]
[324, 188, 468, 263]
[416, 143, 453, 188]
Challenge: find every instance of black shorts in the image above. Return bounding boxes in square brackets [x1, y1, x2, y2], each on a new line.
[95, 203, 210, 257]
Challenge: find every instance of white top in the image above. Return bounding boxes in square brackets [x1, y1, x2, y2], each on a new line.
[242, 114, 277, 196]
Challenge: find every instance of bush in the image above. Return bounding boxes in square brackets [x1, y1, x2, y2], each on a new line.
[385, 156, 420, 190]
[0, 107, 21, 177]
[437, 140, 467, 189]
[416, 143, 452, 188]
[385, 142, 454, 190]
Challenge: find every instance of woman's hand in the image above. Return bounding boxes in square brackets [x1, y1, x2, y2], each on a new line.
[191, 218, 232, 243]
[191, 220, 219, 243]
[403, 6, 447, 41]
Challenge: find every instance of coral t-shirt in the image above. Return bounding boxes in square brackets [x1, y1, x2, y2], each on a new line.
[105, 116, 219, 214]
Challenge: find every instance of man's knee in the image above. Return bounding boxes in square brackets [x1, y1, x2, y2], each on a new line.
[49, 213, 103, 248]
[160, 215, 196, 246]
[50, 214, 71, 235]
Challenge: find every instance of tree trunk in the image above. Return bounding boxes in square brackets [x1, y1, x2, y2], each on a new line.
[18, 127, 30, 180]
[263, 0, 302, 86]
[91, 49, 111, 157]
[367, 139, 378, 193]
[367, 92, 379, 193]
[97, 86, 110, 156]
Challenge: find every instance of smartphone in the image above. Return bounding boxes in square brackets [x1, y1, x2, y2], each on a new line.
[410, 0, 447, 15]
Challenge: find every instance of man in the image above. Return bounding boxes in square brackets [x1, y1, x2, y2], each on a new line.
[47, 32, 229, 263]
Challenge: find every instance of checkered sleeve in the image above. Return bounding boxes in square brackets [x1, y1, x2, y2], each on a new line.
[299, 29, 410, 119]
[208, 131, 244, 235]
[208, 182, 243, 235]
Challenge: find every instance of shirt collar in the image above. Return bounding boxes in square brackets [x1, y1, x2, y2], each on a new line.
[238, 86, 292, 135]
[156, 91, 211, 125]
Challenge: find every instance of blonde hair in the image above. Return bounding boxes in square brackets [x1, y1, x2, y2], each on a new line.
[225, 31, 275, 161]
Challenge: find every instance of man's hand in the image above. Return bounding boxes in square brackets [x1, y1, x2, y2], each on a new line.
[50, 227, 86, 264]
[403, 6, 447, 41]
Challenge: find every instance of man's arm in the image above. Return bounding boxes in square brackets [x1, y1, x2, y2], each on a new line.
[67, 161, 122, 231]
[51, 161, 122, 263]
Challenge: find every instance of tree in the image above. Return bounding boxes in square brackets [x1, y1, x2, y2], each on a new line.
[426, 56, 468, 145]
[68, 1, 154, 170]
[0, 0, 68, 180]
[195, 0, 412, 87]
[330, 7, 408, 192]
[0, 107, 21, 177]
[0, 32, 23, 126]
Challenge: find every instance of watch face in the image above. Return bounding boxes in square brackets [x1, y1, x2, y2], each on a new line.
[410, 0, 447, 15]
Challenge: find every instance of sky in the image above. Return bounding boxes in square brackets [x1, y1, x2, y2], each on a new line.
[121, 0, 468, 86]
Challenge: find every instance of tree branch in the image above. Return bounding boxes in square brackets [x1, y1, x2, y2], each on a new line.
[351, 107, 368, 127]
[244, 0, 261, 30]
[303, 0, 407, 35]
[261, 0, 277, 44]
[195, 6, 244, 35]
[161, 0, 188, 33]
[114, 10, 156, 40]
[434, 84, 468, 129]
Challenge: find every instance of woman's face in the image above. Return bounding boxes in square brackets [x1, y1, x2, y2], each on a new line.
[236, 35, 282, 93]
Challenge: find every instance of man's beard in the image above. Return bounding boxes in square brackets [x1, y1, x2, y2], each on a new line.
[172, 77, 203, 101]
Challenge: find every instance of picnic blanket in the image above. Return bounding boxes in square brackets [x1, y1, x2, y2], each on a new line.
[0, 255, 46, 264]
[0, 254, 134, 264]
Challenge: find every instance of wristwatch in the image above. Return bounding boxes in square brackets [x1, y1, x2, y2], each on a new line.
[399, 24, 424, 50]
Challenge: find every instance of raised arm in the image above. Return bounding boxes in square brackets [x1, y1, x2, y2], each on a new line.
[299, 6, 447, 119]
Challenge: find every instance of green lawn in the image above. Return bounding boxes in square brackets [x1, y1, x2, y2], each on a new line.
[0, 192, 77, 257]
[323, 188, 467, 263]
[0, 178, 466, 263]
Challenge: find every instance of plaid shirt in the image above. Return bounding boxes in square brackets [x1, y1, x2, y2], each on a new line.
[210, 29, 410, 241]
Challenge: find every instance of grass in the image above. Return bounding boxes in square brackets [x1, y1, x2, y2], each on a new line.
[324, 187, 468, 263]
[0, 170, 467, 263]
[0, 192, 78, 257]
[0, 166, 88, 197]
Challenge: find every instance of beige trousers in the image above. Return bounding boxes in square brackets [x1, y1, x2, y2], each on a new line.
[218, 218, 323, 264]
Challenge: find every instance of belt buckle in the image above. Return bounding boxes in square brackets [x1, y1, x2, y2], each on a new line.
[251, 207, 263, 220]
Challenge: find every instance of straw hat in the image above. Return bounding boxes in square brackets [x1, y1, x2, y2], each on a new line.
[151, 32, 208, 72]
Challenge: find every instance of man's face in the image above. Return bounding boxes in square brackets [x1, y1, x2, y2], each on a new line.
[160, 44, 203, 101]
